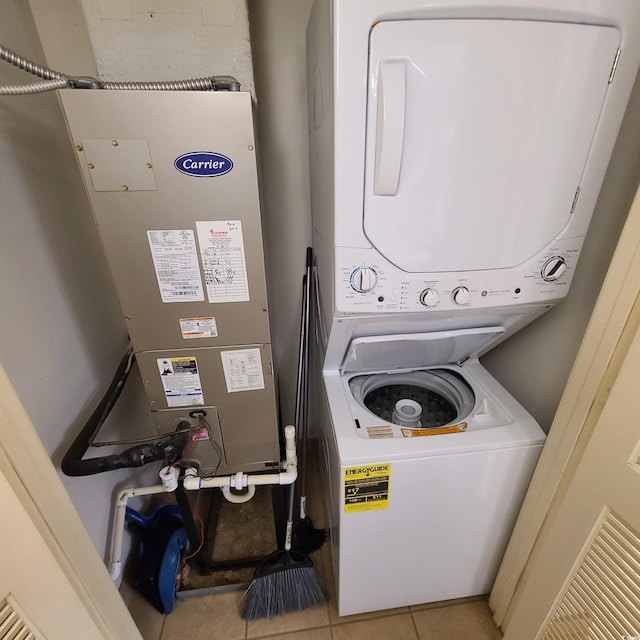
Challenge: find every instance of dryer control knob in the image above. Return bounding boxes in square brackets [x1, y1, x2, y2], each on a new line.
[419, 288, 439, 307]
[541, 256, 567, 282]
[452, 286, 470, 305]
[350, 267, 378, 293]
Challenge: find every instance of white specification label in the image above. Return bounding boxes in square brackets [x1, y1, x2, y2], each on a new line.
[179, 317, 218, 339]
[196, 220, 249, 303]
[147, 230, 204, 303]
[157, 357, 204, 407]
[221, 348, 265, 393]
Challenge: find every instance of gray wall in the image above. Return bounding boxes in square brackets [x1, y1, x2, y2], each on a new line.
[0, 0, 159, 570]
[1, 0, 258, 569]
[249, 0, 314, 426]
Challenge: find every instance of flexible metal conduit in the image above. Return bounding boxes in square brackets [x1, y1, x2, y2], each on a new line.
[0, 44, 68, 79]
[101, 76, 240, 91]
[0, 43, 240, 94]
[0, 78, 69, 95]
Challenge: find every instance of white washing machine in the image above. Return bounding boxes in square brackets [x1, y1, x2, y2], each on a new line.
[306, 0, 640, 617]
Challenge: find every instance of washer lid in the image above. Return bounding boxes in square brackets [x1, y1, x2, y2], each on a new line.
[341, 327, 505, 373]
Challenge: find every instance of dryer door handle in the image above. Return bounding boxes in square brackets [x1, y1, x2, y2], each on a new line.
[374, 60, 406, 196]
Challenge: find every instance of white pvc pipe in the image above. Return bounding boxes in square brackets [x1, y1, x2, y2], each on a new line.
[107, 426, 298, 581]
[109, 484, 169, 580]
[182, 425, 298, 492]
[221, 484, 256, 503]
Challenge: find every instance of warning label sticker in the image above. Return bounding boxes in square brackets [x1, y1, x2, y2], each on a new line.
[157, 357, 204, 407]
[344, 463, 391, 513]
[401, 423, 467, 437]
[179, 317, 218, 339]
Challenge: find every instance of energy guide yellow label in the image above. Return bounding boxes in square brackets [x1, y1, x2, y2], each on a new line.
[344, 463, 391, 513]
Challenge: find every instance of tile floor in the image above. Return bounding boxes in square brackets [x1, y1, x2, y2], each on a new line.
[120, 443, 503, 640]
[121, 576, 502, 640]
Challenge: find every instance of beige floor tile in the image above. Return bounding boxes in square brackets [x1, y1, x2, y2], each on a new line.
[256, 629, 332, 640]
[409, 594, 487, 612]
[161, 590, 246, 640]
[332, 613, 419, 640]
[412, 600, 502, 639]
[246, 603, 329, 638]
[119, 578, 165, 640]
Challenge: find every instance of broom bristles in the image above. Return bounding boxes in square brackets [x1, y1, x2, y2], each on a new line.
[294, 516, 328, 556]
[242, 561, 325, 620]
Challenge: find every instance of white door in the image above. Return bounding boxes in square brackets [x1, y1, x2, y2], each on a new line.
[501, 314, 640, 637]
[364, 19, 619, 273]
[0, 468, 109, 639]
[0, 367, 142, 640]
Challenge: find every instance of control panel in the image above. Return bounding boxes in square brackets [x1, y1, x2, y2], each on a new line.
[336, 238, 582, 314]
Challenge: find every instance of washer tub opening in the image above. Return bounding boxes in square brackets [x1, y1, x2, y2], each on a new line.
[349, 369, 475, 429]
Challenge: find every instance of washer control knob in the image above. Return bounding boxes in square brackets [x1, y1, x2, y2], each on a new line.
[541, 256, 567, 282]
[350, 266, 378, 293]
[452, 286, 471, 305]
[419, 288, 439, 307]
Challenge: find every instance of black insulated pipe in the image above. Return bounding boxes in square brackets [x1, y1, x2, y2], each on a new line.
[61, 346, 190, 476]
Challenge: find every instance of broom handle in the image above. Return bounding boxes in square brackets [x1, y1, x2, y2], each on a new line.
[284, 474, 296, 553]
[299, 248, 313, 519]
[294, 274, 307, 486]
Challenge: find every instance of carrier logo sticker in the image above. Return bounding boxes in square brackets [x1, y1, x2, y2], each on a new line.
[401, 423, 467, 437]
[174, 151, 233, 177]
[344, 463, 391, 513]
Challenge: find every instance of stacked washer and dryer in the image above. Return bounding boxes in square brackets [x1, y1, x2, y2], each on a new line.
[306, 0, 640, 617]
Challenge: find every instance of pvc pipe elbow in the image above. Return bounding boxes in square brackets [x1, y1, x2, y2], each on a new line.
[159, 465, 179, 491]
[221, 484, 256, 504]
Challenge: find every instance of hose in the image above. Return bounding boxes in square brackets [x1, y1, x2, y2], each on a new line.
[61, 345, 190, 476]
[62, 427, 190, 476]
[0, 43, 240, 93]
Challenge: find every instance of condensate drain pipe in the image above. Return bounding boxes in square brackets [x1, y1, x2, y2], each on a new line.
[109, 483, 170, 580]
[182, 425, 298, 494]
[108, 426, 297, 580]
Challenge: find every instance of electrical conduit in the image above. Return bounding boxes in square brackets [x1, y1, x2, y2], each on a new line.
[0, 44, 240, 94]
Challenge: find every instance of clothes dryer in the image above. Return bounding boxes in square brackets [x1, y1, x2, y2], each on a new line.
[307, 0, 640, 616]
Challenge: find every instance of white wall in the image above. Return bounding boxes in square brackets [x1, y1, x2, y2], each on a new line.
[0, 0, 159, 569]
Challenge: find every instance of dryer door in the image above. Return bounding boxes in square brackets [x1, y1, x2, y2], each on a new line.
[364, 19, 619, 273]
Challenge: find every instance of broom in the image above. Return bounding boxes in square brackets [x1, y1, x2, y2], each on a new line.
[241, 251, 326, 620]
[241, 479, 325, 619]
